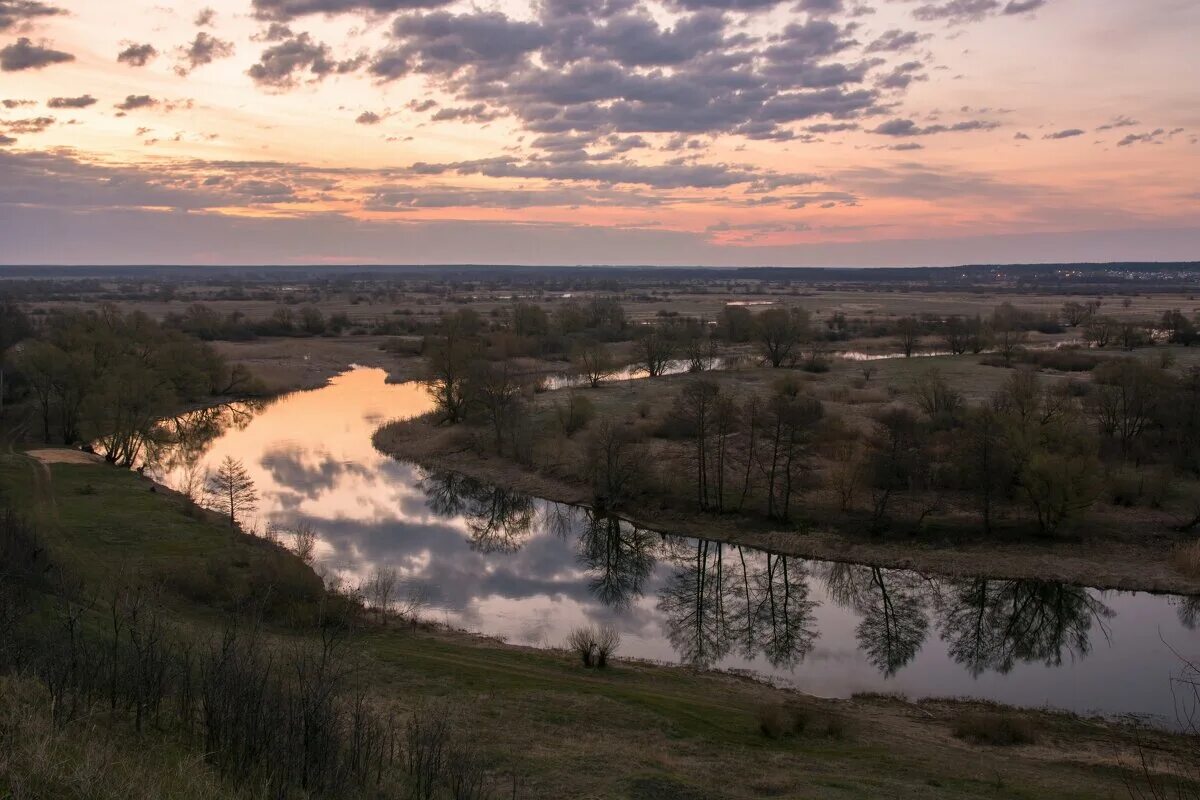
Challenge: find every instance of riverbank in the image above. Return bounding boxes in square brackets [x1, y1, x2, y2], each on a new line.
[213, 335, 425, 393]
[374, 414, 1200, 596]
[2, 447, 1196, 799]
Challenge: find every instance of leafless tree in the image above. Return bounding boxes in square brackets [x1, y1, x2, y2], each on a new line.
[755, 307, 809, 368]
[363, 566, 398, 624]
[291, 521, 318, 564]
[571, 339, 618, 388]
[635, 327, 675, 377]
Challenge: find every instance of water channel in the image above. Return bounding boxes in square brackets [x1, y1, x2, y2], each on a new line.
[145, 367, 1199, 728]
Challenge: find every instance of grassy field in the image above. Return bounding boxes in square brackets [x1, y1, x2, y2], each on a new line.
[1, 450, 1193, 798]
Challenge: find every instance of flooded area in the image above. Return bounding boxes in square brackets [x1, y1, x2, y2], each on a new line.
[146, 367, 1200, 727]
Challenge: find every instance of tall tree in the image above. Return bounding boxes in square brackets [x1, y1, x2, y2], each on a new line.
[205, 456, 258, 527]
[754, 307, 809, 368]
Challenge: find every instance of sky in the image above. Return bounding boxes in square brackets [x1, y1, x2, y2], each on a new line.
[0, 0, 1197, 266]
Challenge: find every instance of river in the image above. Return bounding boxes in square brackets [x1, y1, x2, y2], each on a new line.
[145, 367, 1200, 728]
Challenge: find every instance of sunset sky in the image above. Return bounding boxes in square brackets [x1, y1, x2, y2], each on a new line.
[0, 0, 1197, 265]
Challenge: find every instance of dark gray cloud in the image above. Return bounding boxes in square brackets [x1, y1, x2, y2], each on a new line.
[356, 110, 382, 124]
[1042, 128, 1083, 139]
[901, 0, 1046, 23]
[248, 30, 363, 88]
[47, 94, 96, 108]
[368, 6, 884, 143]
[1096, 115, 1137, 131]
[2, 115, 54, 133]
[1002, 0, 1045, 13]
[430, 103, 500, 123]
[251, 0, 454, 21]
[865, 29, 927, 52]
[117, 43, 158, 66]
[796, 0, 843, 15]
[911, 0, 1000, 23]
[115, 94, 158, 111]
[365, 183, 663, 210]
[0, 37, 73, 71]
[1117, 128, 1167, 147]
[871, 117, 999, 136]
[410, 155, 819, 190]
[194, 6, 216, 26]
[886, 142, 923, 150]
[876, 61, 925, 90]
[0, 134, 14, 145]
[177, 32, 234, 74]
[2, 98, 34, 108]
[0, 1, 65, 31]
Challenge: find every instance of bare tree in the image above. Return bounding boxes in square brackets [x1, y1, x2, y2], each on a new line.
[571, 339, 618, 387]
[755, 307, 809, 368]
[991, 306, 1028, 366]
[204, 456, 258, 527]
[363, 566, 398, 624]
[635, 327, 675, 377]
[423, 310, 480, 423]
[585, 418, 643, 507]
[896, 316, 921, 358]
[291, 521, 317, 564]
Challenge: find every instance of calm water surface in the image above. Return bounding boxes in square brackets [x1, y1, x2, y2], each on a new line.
[148, 368, 1199, 727]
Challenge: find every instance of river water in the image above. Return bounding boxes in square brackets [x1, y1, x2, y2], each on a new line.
[147, 367, 1200, 727]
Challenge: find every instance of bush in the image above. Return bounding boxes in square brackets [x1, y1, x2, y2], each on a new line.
[555, 392, 595, 437]
[565, 624, 620, 668]
[757, 704, 848, 740]
[952, 712, 1038, 746]
[594, 624, 620, 667]
[566, 627, 596, 667]
[1021, 348, 1102, 372]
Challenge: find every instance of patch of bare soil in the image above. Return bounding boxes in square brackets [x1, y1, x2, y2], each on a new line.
[26, 448, 104, 465]
[375, 417, 1200, 595]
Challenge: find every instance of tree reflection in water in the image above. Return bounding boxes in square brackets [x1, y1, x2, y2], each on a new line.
[823, 562, 930, 676]
[417, 470, 536, 554]
[145, 400, 270, 476]
[577, 512, 656, 610]
[658, 538, 734, 667]
[934, 578, 1114, 676]
[411, 472, 1116, 681]
[657, 540, 817, 669]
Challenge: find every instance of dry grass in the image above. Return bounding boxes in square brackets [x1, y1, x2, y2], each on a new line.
[1172, 540, 1200, 578]
[952, 712, 1039, 747]
[0, 677, 239, 800]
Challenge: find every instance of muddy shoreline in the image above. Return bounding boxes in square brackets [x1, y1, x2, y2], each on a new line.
[374, 417, 1200, 597]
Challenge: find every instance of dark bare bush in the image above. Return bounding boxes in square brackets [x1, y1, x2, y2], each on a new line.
[594, 624, 620, 668]
[757, 704, 847, 740]
[566, 626, 596, 667]
[952, 712, 1038, 746]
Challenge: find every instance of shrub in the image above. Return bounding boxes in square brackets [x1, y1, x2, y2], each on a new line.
[758, 704, 791, 739]
[594, 624, 620, 667]
[566, 627, 595, 667]
[952, 712, 1038, 746]
[757, 704, 847, 740]
[555, 393, 595, 437]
